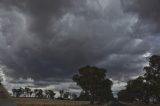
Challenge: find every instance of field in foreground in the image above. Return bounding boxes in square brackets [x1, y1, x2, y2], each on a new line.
[13, 98, 160, 106]
[130, 104, 160, 106]
[123, 102, 160, 106]
[13, 98, 103, 106]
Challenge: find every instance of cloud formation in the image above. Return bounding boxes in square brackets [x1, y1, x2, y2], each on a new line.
[0, 0, 159, 92]
[122, 0, 160, 34]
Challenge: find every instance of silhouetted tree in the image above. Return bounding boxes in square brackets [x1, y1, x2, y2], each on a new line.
[12, 89, 17, 97]
[118, 76, 151, 103]
[71, 93, 78, 100]
[63, 91, 70, 99]
[34, 89, 43, 98]
[59, 90, 64, 99]
[45, 90, 55, 99]
[73, 65, 113, 104]
[118, 89, 132, 102]
[118, 55, 160, 104]
[12, 87, 24, 97]
[24, 87, 32, 97]
[29, 91, 33, 97]
[144, 55, 160, 102]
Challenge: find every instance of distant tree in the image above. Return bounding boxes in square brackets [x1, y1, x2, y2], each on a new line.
[63, 92, 70, 99]
[29, 91, 33, 97]
[118, 89, 132, 102]
[73, 66, 113, 104]
[45, 90, 55, 99]
[59, 90, 64, 99]
[24, 87, 32, 97]
[45, 90, 50, 98]
[12, 89, 17, 97]
[34, 89, 43, 98]
[12, 87, 24, 98]
[77, 91, 90, 101]
[71, 93, 78, 100]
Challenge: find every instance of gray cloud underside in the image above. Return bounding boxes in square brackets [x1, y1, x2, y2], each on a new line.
[0, 0, 160, 88]
[122, 0, 160, 33]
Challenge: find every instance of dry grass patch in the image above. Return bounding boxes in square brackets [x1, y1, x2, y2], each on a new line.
[13, 98, 104, 106]
[123, 102, 160, 106]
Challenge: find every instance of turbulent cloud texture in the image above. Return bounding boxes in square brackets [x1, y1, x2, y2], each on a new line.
[122, 0, 160, 34]
[0, 0, 159, 91]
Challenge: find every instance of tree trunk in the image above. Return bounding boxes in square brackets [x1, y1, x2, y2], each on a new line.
[90, 93, 94, 104]
[145, 96, 150, 104]
[90, 97, 94, 104]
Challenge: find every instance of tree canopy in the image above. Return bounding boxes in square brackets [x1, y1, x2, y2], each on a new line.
[73, 65, 113, 104]
[118, 55, 160, 104]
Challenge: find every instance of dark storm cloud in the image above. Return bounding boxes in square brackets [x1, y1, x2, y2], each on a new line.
[0, 0, 81, 80]
[119, 0, 160, 79]
[122, 0, 160, 33]
[27, 0, 76, 40]
[0, 0, 152, 87]
[0, 0, 77, 39]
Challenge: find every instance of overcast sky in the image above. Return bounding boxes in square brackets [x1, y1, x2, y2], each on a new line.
[0, 0, 160, 94]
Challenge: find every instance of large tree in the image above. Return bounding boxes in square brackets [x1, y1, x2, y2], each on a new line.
[118, 77, 148, 103]
[73, 66, 113, 104]
[118, 55, 160, 104]
[144, 55, 160, 102]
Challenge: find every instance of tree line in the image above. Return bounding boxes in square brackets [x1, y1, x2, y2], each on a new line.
[12, 87, 78, 100]
[118, 55, 160, 104]
[11, 55, 160, 104]
[11, 65, 114, 104]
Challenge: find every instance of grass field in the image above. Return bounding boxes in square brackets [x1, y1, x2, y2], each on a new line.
[130, 104, 160, 106]
[13, 98, 160, 106]
[123, 102, 160, 106]
[13, 98, 103, 106]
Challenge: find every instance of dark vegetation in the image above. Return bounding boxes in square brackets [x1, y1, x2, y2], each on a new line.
[12, 87, 56, 99]
[118, 55, 160, 104]
[11, 66, 113, 104]
[12, 87, 78, 100]
[10, 55, 160, 105]
[73, 66, 113, 104]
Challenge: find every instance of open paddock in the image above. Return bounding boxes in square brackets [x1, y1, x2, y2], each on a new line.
[13, 98, 102, 106]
